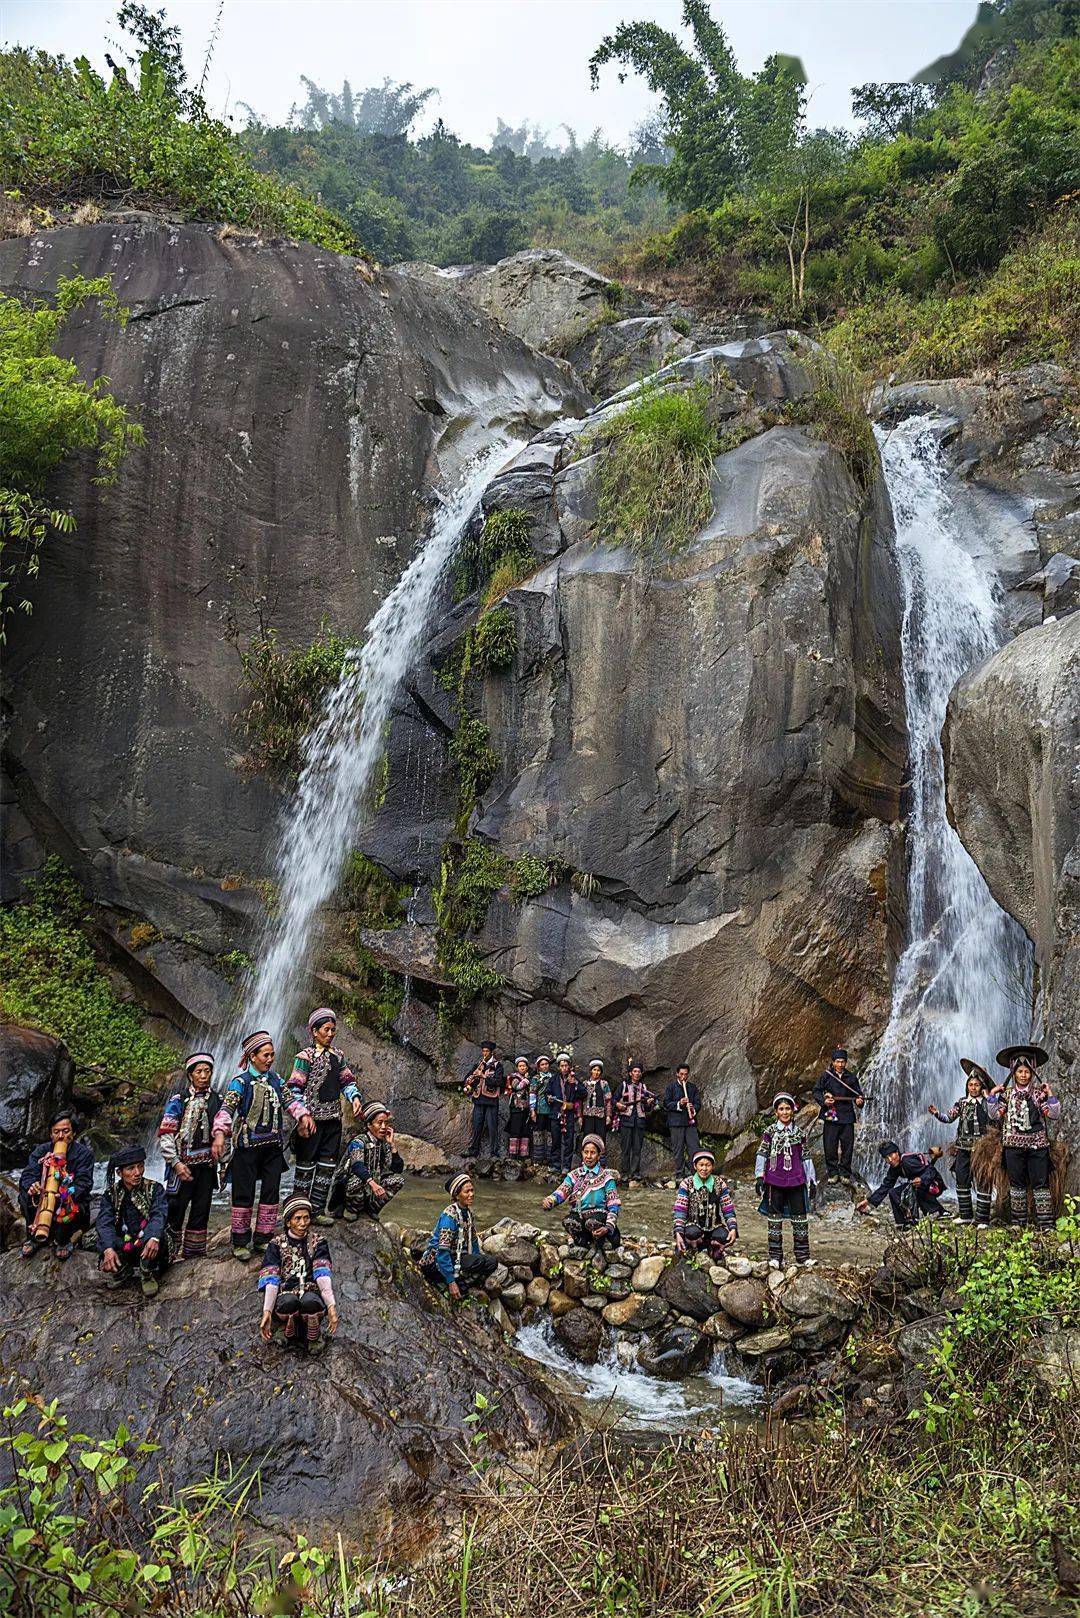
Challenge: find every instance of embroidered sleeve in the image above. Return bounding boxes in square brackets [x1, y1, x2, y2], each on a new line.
[549, 1172, 575, 1207]
[347, 1138, 370, 1182]
[719, 1178, 738, 1232]
[985, 1093, 1004, 1120]
[212, 1078, 243, 1136]
[312, 1238, 333, 1280]
[433, 1212, 458, 1283]
[754, 1127, 771, 1180]
[283, 1074, 311, 1123]
[672, 1180, 690, 1234]
[339, 1057, 361, 1105]
[1040, 1089, 1061, 1121]
[287, 1051, 312, 1093]
[945, 1101, 962, 1121]
[258, 1240, 281, 1311]
[603, 1176, 621, 1227]
[158, 1093, 182, 1164]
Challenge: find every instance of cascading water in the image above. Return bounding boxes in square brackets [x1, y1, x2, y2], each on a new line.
[222, 442, 511, 1060]
[863, 416, 1034, 1157]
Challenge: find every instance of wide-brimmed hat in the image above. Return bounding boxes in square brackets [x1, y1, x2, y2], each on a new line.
[959, 1058, 992, 1090]
[996, 1044, 1049, 1071]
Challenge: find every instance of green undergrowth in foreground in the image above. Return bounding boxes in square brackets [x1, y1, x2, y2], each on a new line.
[2, 1222, 1078, 1617]
[0, 858, 176, 1088]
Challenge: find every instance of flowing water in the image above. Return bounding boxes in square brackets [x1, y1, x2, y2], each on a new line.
[221, 443, 510, 1061]
[862, 417, 1034, 1159]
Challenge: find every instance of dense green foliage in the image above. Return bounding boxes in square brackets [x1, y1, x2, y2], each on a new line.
[594, 380, 718, 559]
[455, 507, 534, 603]
[472, 604, 517, 673]
[0, 860, 177, 1086]
[0, 274, 143, 636]
[0, 6, 356, 251]
[238, 622, 355, 778]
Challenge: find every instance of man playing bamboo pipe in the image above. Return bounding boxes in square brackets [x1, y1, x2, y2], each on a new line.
[18, 1110, 94, 1261]
[288, 1008, 363, 1224]
[328, 1100, 405, 1221]
[96, 1144, 173, 1296]
[812, 1047, 864, 1183]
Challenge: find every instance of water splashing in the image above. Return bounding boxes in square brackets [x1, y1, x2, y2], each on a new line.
[863, 416, 1033, 1155]
[222, 443, 511, 1059]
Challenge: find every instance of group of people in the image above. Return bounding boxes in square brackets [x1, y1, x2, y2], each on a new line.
[15, 1022, 1064, 1343]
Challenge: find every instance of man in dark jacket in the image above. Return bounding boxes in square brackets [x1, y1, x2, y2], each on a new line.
[858, 1141, 946, 1227]
[96, 1144, 174, 1296]
[812, 1047, 865, 1182]
[462, 1040, 506, 1160]
[19, 1110, 95, 1261]
[663, 1064, 701, 1177]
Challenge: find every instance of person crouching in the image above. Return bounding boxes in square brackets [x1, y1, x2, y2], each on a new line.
[328, 1101, 405, 1221]
[542, 1133, 621, 1250]
[755, 1092, 815, 1268]
[858, 1141, 946, 1227]
[96, 1145, 174, 1297]
[672, 1148, 738, 1259]
[420, 1173, 497, 1300]
[258, 1193, 338, 1353]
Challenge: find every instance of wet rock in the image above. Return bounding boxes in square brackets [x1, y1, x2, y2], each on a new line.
[500, 1282, 526, 1312]
[637, 1326, 712, 1380]
[582, 1295, 607, 1312]
[659, 1258, 718, 1322]
[719, 1278, 769, 1328]
[484, 1263, 510, 1295]
[604, 1263, 633, 1283]
[396, 249, 616, 354]
[393, 1134, 451, 1175]
[547, 1288, 576, 1319]
[488, 1298, 515, 1337]
[737, 1327, 795, 1358]
[525, 1276, 551, 1308]
[789, 1313, 848, 1352]
[630, 1255, 669, 1292]
[560, 1260, 589, 1300]
[538, 1240, 561, 1277]
[604, 1292, 669, 1333]
[703, 1311, 746, 1343]
[778, 1270, 860, 1323]
[0, 1027, 75, 1166]
[553, 1304, 605, 1365]
[564, 315, 694, 400]
[724, 1255, 753, 1278]
[499, 1237, 540, 1269]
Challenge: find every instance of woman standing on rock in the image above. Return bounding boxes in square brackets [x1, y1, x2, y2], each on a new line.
[420, 1173, 498, 1299]
[213, 1031, 313, 1263]
[159, 1052, 221, 1260]
[755, 1093, 815, 1268]
[530, 1053, 554, 1167]
[579, 1059, 613, 1158]
[987, 1044, 1061, 1229]
[546, 1052, 581, 1176]
[506, 1056, 534, 1161]
[928, 1059, 995, 1226]
[614, 1061, 655, 1183]
[288, 1009, 363, 1223]
[672, 1147, 738, 1259]
[258, 1192, 338, 1353]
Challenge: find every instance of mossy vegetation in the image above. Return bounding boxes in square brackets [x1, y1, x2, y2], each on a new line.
[594, 379, 718, 560]
[238, 621, 355, 779]
[337, 851, 410, 928]
[472, 605, 517, 673]
[454, 506, 534, 602]
[780, 351, 879, 490]
[0, 859, 177, 1087]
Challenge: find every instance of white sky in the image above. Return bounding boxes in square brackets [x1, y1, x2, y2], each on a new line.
[4, 0, 977, 146]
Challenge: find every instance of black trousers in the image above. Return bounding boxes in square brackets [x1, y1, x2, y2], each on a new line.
[168, 1164, 215, 1235]
[423, 1251, 497, 1293]
[822, 1120, 855, 1175]
[888, 1179, 943, 1226]
[293, 1115, 342, 1167]
[550, 1114, 576, 1172]
[620, 1122, 646, 1178]
[1004, 1145, 1049, 1189]
[682, 1224, 729, 1258]
[274, 1286, 326, 1342]
[532, 1118, 552, 1164]
[468, 1102, 500, 1157]
[19, 1197, 91, 1245]
[564, 1211, 621, 1248]
[230, 1142, 287, 1248]
[669, 1121, 700, 1177]
[109, 1240, 172, 1282]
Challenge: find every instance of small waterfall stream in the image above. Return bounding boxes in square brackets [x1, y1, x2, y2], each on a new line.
[222, 442, 510, 1059]
[863, 416, 1034, 1155]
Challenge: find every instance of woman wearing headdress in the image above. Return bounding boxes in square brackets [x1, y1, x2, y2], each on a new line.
[212, 1030, 313, 1263]
[328, 1100, 405, 1221]
[613, 1060, 655, 1183]
[96, 1144, 174, 1296]
[928, 1059, 995, 1226]
[529, 1053, 554, 1168]
[507, 1055, 534, 1161]
[287, 1008, 363, 1223]
[258, 1192, 338, 1353]
[755, 1092, 815, 1267]
[18, 1110, 94, 1261]
[672, 1147, 738, 1261]
[420, 1173, 498, 1300]
[579, 1059, 613, 1158]
[546, 1051, 582, 1175]
[159, 1052, 221, 1259]
[986, 1045, 1061, 1230]
[542, 1133, 621, 1249]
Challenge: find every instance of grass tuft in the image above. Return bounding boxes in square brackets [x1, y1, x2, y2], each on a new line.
[594, 379, 718, 561]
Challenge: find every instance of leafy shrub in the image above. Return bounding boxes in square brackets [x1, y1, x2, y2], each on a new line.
[455, 507, 533, 601]
[0, 859, 177, 1087]
[781, 350, 878, 490]
[472, 605, 517, 673]
[435, 838, 509, 937]
[483, 550, 535, 609]
[508, 855, 556, 901]
[595, 379, 718, 560]
[238, 622, 355, 778]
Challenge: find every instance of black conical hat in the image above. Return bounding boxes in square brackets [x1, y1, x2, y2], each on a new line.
[959, 1058, 992, 1088]
[995, 1044, 1049, 1071]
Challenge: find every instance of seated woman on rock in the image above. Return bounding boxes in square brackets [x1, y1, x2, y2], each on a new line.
[420, 1173, 497, 1300]
[672, 1147, 737, 1260]
[19, 1109, 94, 1262]
[258, 1192, 338, 1352]
[327, 1101, 405, 1221]
[986, 1044, 1062, 1230]
[857, 1141, 946, 1228]
[928, 1059, 995, 1226]
[159, 1051, 221, 1260]
[756, 1092, 816, 1268]
[541, 1134, 622, 1250]
[96, 1144, 174, 1296]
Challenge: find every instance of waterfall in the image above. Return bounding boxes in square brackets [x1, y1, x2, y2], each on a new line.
[863, 416, 1033, 1155]
[221, 442, 510, 1062]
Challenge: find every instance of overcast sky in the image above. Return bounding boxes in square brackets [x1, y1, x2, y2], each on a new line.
[5, 1, 977, 146]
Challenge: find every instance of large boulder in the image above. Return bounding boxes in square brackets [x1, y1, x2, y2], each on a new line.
[658, 1257, 719, 1322]
[636, 1325, 712, 1380]
[778, 1269, 861, 1324]
[719, 1278, 769, 1328]
[0, 1027, 75, 1166]
[0, 1220, 570, 1538]
[564, 315, 694, 400]
[395, 249, 616, 354]
[552, 1302, 605, 1364]
[945, 613, 1080, 1169]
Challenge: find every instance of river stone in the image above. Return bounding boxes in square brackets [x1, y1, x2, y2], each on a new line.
[553, 1304, 605, 1365]
[510, 1265, 534, 1284]
[658, 1258, 717, 1322]
[720, 1278, 769, 1327]
[737, 1327, 795, 1358]
[560, 1260, 589, 1300]
[778, 1270, 860, 1323]
[637, 1326, 712, 1381]
[547, 1288, 576, 1319]
[602, 1294, 643, 1328]
[614, 1338, 637, 1368]
[1033, 1328, 1080, 1394]
[484, 1263, 510, 1295]
[631, 1255, 669, 1292]
[604, 1263, 633, 1282]
[703, 1311, 746, 1343]
[603, 1279, 630, 1302]
[538, 1241, 560, 1277]
[725, 1255, 753, 1278]
[500, 1283, 526, 1312]
[708, 1265, 728, 1286]
[488, 1298, 515, 1337]
[582, 1295, 607, 1312]
[499, 1237, 540, 1269]
[0, 1026, 76, 1166]
[526, 1276, 551, 1307]
[789, 1313, 848, 1352]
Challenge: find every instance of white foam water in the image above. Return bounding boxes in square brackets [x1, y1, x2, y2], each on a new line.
[863, 416, 1034, 1156]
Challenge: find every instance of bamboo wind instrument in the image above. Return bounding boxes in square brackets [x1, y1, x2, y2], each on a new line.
[679, 1077, 697, 1125]
[31, 1135, 68, 1242]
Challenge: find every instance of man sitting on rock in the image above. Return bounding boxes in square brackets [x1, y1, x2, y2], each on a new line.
[542, 1133, 622, 1250]
[19, 1109, 94, 1262]
[420, 1173, 498, 1300]
[96, 1144, 173, 1296]
[258, 1192, 338, 1353]
[328, 1101, 405, 1222]
[858, 1141, 946, 1227]
[672, 1147, 737, 1259]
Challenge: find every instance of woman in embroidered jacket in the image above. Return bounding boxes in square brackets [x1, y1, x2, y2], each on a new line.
[614, 1061, 655, 1182]
[421, 1174, 497, 1299]
[258, 1193, 338, 1352]
[755, 1092, 815, 1267]
[928, 1058, 995, 1226]
[329, 1101, 405, 1220]
[987, 1044, 1061, 1229]
[288, 1008, 363, 1223]
[159, 1051, 221, 1259]
[213, 1030, 313, 1262]
[579, 1060, 613, 1156]
[672, 1148, 738, 1258]
[96, 1144, 173, 1296]
[529, 1054, 554, 1167]
[507, 1056, 534, 1160]
[542, 1134, 621, 1248]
